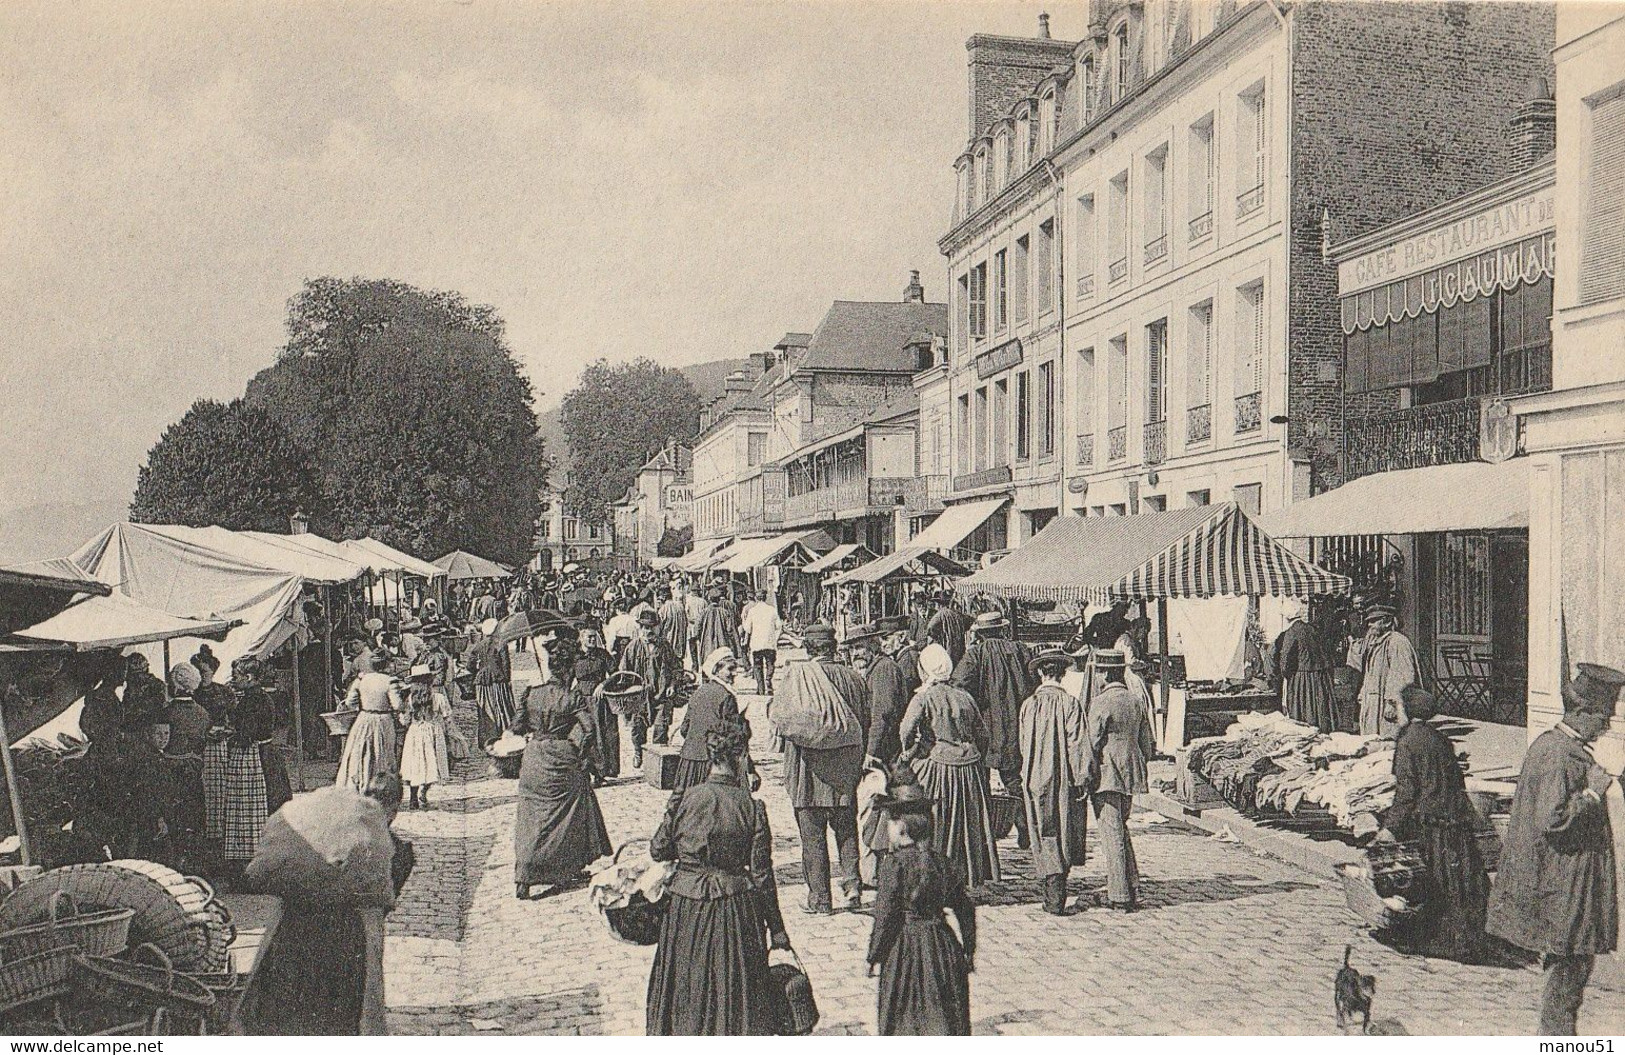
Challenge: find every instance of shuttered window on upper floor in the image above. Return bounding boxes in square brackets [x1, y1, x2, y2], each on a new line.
[1580, 90, 1625, 306]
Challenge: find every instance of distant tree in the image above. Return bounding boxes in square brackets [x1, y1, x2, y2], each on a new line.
[560, 358, 700, 527]
[656, 523, 693, 558]
[245, 277, 548, 564]
[130, 398, 323, 532]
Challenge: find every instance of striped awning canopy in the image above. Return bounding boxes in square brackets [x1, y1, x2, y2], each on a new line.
[955, 503, 1350, 605]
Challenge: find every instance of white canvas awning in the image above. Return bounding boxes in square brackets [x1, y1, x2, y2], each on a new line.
[6, 593, 238, 651]
[908, 498, 1008, 552]
[1258, 460, 1530, 538]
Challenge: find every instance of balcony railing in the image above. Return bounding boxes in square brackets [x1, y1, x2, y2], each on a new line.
[782, 477, 913, 524]
[1076, 273, 1096, 299]
[1107, 425, 1128, 462]
[952, 464, 1014, 492]
[1188, 211, 1214, 242]
[902, 474, 949, 514]
[1343, 396, 1488, 483]
[1144, 420, 1167, 465]
[1236, 184, 1265, 219]
[1076, 433, 1095, 467]
[1234, 391, 1262, 433]
[1108, 256, 1129, 283]
[1144, 234, 1168, 265]
[1186, 403, 1212, 444]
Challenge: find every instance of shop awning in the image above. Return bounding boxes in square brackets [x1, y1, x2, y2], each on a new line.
[907, 498, 1008, 553]
[343, 537, 446, 579]
[1, 560, 110, 596]
[432, 549, 513, 581]
[801, 543, 875, 574]
[957, 503, 1350, 604]
[1257, 460, 1530, 538]
[674, 538, 733, 573]
[5, 592, 239, 651]
[717, 533, 816, 573]
[830, 546, 969, 585]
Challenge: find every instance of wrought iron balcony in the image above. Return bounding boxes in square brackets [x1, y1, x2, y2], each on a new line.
[1188, 211, 1214, 242]
[1186, 403, 1212, 444]
[1343, 396, 1488, 483]
[1076, 433, 1094, 467]
[1076, 273, 1096, 299]
[782, 477, 912, 524]
[1236, 184, 1265, 219]
[953, 464, 1014, 492]
[1144, 420, 1167, 465]
[1108, 256, 1129, 283]
[1144, 234, 1168, 266]
[1107, 425, 1128, 462]
[1234, 391, 1262, 433]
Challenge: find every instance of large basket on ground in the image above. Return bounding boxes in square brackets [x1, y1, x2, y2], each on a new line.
[69, 944, 214, 1035]
[1334, 842, 1427, 931]
[0, 862, 227, 971]
[0, 891, 133, 961]
[988, 794, 1023, 842]
[0, 945, 77, 1014]
[320, 710, 360, 736]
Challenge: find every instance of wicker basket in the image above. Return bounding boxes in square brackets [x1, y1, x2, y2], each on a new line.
[70, 944, 215, 1033]
[1334, 862, 1423, 931]
[604, 897, 665, 946]
[191, 964, 251, 1035]
[0, 945, 77, 1014]
[988, 794, 1023, 842]
[0, 892, 133, 962]
[766, 949, 819, 1036]
[320, 710, 360, 736]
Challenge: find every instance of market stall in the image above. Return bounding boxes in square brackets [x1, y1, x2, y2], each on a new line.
[827, 546, 969, 626]
[954, 503, 1351, 751]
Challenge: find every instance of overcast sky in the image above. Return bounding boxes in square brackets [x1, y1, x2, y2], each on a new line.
[0, 0, 1057, 513]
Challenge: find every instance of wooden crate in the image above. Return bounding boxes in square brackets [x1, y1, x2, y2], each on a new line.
[642, 745, 683, 790]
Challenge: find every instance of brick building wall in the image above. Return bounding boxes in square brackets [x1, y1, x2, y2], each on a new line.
[804, 374, 916, 441]
[1287, 0, 1556, 491]
[967, 35, 1077, 141]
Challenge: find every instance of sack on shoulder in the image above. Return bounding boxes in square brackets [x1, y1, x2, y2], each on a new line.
[768, 661, 862, 750]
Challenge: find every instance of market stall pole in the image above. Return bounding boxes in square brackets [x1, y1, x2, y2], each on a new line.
[290, 644, 304, 792]
[0, 698, 31, 865]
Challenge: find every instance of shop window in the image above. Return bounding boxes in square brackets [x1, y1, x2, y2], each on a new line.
[1436, 532, 1491, 638]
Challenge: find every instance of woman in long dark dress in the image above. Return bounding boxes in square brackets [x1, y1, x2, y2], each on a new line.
[573, 628, 618, 783]
[866, 786, 976, 1036]
[1272, 600, 1337, 732]
[647, 722, 791, 1036]
[672, 648, 757, 794]
[468, 618, 516, 747]
[512, 628, 612, 900]
[1377, 686, 1490, 962]
[899, 643, 1000, 886]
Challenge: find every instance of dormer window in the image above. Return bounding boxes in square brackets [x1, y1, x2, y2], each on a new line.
[1038, 91, 1055, 156]
[977, 145, 992, 204]
[1015, 112, 1031, 171]
[1114, 23, 1130, 101]
[1079, 56, 1095, 122]
[994, 130, 1010, 189]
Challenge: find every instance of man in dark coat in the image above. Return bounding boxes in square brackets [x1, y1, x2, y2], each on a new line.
[1487, 663, 1621, 1036]
[853, 619, 910, 770]
[694, 589, 738, 665]
[655, 587, 689, 663]
[925, 591, 972, 667]
[780, 624, 871, 914]
[1083, 601, 1132, 651]
[1080, 649, 1156, 911]
[619, 610, 682, 766]
[952, 611, 1034, 847]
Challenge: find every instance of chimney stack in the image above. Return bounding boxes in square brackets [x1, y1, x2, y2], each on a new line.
[1038, 12, 1051, 38]
[1510, 76, 1556, 167]
[903, 269, 925, 303]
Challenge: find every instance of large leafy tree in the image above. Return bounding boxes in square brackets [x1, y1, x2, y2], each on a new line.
[241, 277, 548, 564]
[560, 358, 700, 527]
[130, 398, 324, 532]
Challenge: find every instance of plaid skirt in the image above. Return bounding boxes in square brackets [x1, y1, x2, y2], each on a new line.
[203, 740, 269, 861]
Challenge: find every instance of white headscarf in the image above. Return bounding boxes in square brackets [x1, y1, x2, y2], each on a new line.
[702, 647, 736, 683]
[918, 643, 953, 686]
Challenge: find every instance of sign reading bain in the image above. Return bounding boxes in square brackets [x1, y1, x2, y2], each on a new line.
[1339, 186, 1556, 294]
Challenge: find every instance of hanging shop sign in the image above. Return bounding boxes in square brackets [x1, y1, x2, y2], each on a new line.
[975, 337, 1024, 379]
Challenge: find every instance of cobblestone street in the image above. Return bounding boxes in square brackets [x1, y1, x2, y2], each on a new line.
[381, 667, 1623, 1037]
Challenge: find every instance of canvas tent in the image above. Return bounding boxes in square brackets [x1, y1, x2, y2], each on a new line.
[433, 549, 512, 581]
[343, 537, 446, 579]
[4, 593, 236, 652]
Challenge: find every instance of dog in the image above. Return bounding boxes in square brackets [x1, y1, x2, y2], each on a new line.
[1334, 945, 1377, 1034]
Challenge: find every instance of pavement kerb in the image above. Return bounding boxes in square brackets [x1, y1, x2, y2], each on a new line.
[1140, 788, 1360, 882]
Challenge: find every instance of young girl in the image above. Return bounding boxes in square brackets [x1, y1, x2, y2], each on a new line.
[399, 664, 450, 809]
[865, 786, 977, 1036]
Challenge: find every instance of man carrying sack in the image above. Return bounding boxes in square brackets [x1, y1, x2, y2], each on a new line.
[770, 623, 871, 914]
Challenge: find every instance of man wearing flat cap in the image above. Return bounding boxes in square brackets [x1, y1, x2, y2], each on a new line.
[1351, 603, 1419, 738]
[619, 608, 682, 768]
[1488, 662, 1621, 1035]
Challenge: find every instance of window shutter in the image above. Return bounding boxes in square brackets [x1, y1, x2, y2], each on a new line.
[1188, 303, 1212, 406]
[1581, 94, 1625, 306]
[1254, 90, 1267, 189]
[1251, 286, 1265, 394]
[1147, 322, 1166, 422]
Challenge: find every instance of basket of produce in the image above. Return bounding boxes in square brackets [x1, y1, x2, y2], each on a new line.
[486, 730, 526, 779]
[0, 891, 133, 961]
[0, 861, 227, 971]
[0, 944, 77, 1014]
[588, 841, 673, 946]
[988, 794, 1024, 842]
[1334, 842, 1427, 930]
[320, 709, 360, 736]
[70, 944, 214, 1032]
